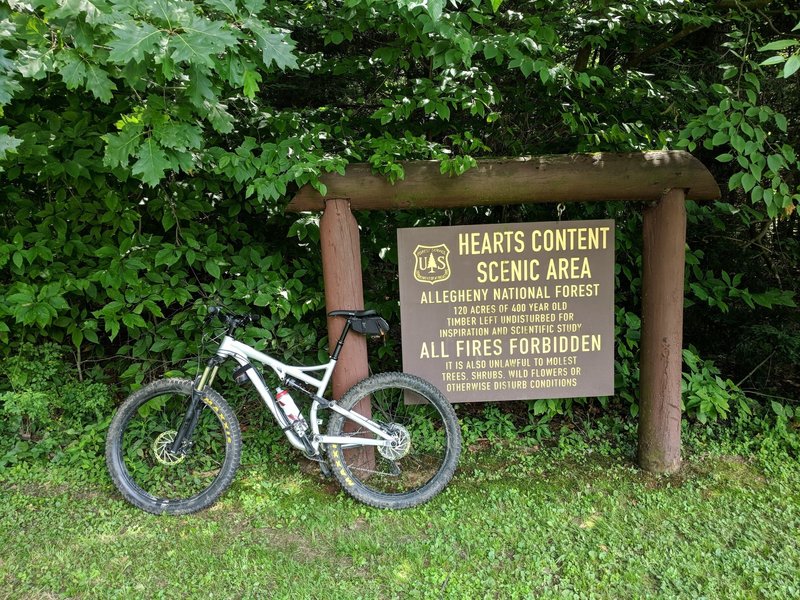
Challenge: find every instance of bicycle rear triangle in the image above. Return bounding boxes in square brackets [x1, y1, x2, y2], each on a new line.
[105, 306, 461, 514]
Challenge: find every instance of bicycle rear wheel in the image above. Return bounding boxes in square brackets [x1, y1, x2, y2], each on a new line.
[326, 372, 461, 509]
[105, 378, 241, 515]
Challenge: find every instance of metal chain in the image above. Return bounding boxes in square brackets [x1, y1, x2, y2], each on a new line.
[556, 202, 566, 221]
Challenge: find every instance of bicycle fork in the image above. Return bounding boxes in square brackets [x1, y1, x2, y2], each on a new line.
[169, 358, 222, 455]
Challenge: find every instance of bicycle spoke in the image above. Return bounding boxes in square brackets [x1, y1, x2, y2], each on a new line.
[327, 373, 460, 507]
[107, 379, 241, 513]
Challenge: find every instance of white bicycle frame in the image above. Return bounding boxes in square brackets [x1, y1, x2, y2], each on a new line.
[208, 336, 394, 455]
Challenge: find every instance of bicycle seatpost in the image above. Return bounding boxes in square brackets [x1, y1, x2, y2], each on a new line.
[330, 317, 353, 361]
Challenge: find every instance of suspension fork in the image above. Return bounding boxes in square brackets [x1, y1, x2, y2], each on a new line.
[170, 356, 224, 454]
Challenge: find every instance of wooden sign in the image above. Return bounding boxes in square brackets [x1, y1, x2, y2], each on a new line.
[398, 220, 615, 403]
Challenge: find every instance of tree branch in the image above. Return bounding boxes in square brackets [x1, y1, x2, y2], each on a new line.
[715, 0, 772, 9]
[625, 24, 704, 69]
[625, 0, 778, 69]
[574, 43, 592, 72]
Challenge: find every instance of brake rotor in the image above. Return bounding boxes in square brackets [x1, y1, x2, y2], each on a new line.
[152, 430, 186, 465]
[378, 424, 411, 461]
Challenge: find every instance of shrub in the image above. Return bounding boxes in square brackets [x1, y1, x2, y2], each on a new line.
[0, 343, 114, 470]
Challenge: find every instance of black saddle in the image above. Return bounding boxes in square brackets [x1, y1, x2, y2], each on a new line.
[329, 309, 389, 337]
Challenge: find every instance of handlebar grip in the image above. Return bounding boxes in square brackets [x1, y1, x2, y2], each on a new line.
[204, 306, 221, 324]
[203, 306, 256, 331]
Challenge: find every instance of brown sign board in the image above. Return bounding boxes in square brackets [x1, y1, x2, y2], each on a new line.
[397, 220, 615, 403]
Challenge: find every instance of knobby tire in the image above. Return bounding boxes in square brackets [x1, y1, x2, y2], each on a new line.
[105, 378, 241, 515]
[326, 372, 461, 509]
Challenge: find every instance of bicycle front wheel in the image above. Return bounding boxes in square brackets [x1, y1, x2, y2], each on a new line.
[106, 378, 241, 515]
[326, 372, 461, 509]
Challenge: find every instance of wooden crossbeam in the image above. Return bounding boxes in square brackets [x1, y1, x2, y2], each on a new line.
[287, 151, 720, 212]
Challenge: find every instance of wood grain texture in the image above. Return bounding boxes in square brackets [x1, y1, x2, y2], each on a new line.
[320, 199, 369, 400]
[288, 151, 719, 212]
[319, 199, 373, 468]
[638, 188, 686, 473]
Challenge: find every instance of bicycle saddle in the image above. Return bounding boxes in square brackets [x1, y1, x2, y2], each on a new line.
[328, 309, 377, 318]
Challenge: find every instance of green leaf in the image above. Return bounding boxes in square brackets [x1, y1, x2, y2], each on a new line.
[783, 54, 800, 78]
[741, 173, 757, 192]
[58, 51, 86, 89]
[155, 246, 180, 267]
[205, 260, 221, 278]
[426, 0, 445, 20]
[490, 0, 502, 11]
[51, 0, 108, 24]
[107, 319, 120, 341]
[206, 0, 239, 16]
[85, 64, 116, 102]
[187, 66, 216, 107]
[715, 153, 734, 163]
[153, 121, 203, 151]
[242, 69, 260, 99]
[711, 131, 729, 146]
[0, 129, 22, 161]
[759, 55, 785, 66]
[169, 18, 238, 67]
[774, 113, 788, 132]
[15, 48, 52, 80]
[0, 20, 13, 39]
[103, 126, 144, 168]
[122, 313, 146, 328]
[245, 20, 298, 70]
[758, 39, 798, 52]
[131, 139, 170, 186]
[108, 21, 163, 64]
[767, 154, 785, 174]
[520, 58, 534, 78]
[483, 44, 498, 60]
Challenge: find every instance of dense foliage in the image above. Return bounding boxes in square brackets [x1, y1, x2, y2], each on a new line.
[1, 0, 799, 458]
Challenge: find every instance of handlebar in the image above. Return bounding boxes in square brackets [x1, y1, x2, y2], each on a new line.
[205, 305, 255, 334]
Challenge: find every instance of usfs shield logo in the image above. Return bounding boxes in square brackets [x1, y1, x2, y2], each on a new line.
[413, 244, 451, 285]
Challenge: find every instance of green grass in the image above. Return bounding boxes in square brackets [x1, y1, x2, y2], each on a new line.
[1, 430, 799, 599]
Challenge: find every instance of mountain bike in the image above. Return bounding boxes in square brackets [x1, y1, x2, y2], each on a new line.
[105, 306, 462, 514]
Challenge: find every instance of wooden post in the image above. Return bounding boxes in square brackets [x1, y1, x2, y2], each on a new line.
[318, 199, 373, 468]
[638, 188, 686, 473]
[319, 198, 369, 398]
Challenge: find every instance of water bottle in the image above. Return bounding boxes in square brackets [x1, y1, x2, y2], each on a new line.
[275, 387, 308, 436]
